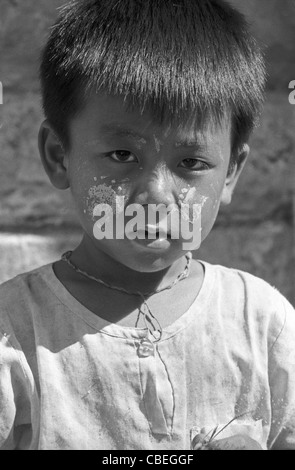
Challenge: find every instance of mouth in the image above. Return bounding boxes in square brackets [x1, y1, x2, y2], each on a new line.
[127, 226, 172, 251]
[139, 226, 171, 240]
[145, 230, 168, 239]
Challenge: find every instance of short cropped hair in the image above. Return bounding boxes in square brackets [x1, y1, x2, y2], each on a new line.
[40, 0, 266, 158]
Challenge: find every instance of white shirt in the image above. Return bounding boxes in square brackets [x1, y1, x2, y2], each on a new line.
[0, 261, 295, 450]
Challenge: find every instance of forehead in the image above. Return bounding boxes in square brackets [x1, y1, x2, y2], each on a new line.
[69, 92, 232, 147]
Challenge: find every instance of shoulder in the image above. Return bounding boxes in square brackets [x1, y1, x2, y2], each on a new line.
[0, 263, 53, 302]
[201, 260, 291, 305]
[0, 263, 55, 335]
[199, 260, 295, 343]
[200, 259, 283, 295]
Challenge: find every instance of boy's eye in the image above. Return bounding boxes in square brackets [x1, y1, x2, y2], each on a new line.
[179, 158, 210, 171]
[106, 150, 137, 163]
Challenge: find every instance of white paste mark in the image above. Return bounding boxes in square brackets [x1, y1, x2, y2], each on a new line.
[133, 137, 147, 149]
[86, 184, 117, 219]
[183, 187, 196, 202]
[153, 135, 163, 153]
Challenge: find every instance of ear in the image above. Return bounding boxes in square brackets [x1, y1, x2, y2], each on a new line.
[221, 144, 249, 205]
[38, 120, 70, 190]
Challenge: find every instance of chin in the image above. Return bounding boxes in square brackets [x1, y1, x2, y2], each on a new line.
[120, 254, 172, 273]
[118, 249, 181, 273]
[93, 237, 185, 273]
[128, 261, 168, 273]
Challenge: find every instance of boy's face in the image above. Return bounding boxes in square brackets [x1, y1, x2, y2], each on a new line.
[40, 93, 247, 272]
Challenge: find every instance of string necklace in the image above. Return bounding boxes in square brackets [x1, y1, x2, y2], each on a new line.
[61, 250, 192, 356]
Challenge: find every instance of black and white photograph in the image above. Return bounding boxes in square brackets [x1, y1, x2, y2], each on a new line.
[0, 0, 295, 452]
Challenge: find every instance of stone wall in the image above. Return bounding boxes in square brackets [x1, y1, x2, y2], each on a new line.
[0, 0, 294, 304]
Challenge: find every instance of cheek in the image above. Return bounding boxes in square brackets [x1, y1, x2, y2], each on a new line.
[85, 184, 117, 219]
[176, 179, 225, 232]
[177, 186, 209, 222]
[197, 184, 225, 238]
[82, 179, 131, 221]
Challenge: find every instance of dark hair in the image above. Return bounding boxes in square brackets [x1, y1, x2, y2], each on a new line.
[40, 0, 266, 159]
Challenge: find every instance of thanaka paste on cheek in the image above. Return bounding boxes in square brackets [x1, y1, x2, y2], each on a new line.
[178, 186, 208, 223]
[85, 179, 130, 221]
[183, 187, 196, 203]
[190, 195, 208, 223]
[177, 186, 195, 206]
[86, 184, 117, 220]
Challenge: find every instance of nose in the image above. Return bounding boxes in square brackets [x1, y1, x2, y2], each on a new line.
[133, 165, 177, 207]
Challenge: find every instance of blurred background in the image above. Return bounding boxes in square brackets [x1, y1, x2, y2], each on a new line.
[0, 0, 294, 305]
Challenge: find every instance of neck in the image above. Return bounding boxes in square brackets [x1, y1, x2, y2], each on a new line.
[69, 234, 190, 295]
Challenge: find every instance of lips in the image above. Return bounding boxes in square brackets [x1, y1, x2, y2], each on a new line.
[135, 227, 170, 240]
[130, 230, 172, 250]
[143, 225, 171, 239]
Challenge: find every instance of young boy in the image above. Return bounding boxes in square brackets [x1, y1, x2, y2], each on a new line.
[0, 0, 295, 451]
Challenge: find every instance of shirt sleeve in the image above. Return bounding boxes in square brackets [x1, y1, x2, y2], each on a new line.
[0, 320, 39, 450]
[267, 295, 295, 450]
